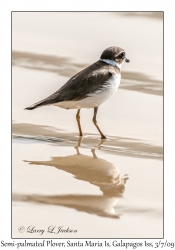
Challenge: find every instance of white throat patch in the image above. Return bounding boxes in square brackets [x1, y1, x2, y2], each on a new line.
[99, 59, 121, 69]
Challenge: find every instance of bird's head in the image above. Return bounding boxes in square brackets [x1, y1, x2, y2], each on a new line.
[100, 46, 130, 69]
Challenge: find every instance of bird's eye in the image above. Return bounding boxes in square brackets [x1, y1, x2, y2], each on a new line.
[120, 52, 125, 58]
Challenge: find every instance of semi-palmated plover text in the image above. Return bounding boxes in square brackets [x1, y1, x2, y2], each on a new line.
[25, 46, 130, 139]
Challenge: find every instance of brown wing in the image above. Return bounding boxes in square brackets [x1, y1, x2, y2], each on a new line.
[25, 61, 114, 110]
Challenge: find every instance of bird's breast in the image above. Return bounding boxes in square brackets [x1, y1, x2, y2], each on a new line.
[104, 72, 121, 93]
[86, 72, 121, 105]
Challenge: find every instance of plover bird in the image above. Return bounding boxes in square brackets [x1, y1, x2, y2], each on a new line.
[25, 46, 130, 139]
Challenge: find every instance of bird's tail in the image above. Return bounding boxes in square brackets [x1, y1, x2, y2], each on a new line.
[25, 99, 47, 110]
[25, 89, 60, 110]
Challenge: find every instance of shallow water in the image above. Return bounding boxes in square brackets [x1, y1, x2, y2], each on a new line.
[12, 134, 163, 238]
[12, 12, 163, 238]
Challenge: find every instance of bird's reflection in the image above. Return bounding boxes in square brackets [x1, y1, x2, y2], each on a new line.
[22, 138, 128, 219]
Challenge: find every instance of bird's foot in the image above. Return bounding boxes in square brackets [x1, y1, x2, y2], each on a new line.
[101, 135, 107, 139]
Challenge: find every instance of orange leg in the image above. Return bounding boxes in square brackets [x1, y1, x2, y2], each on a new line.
[92, 107, 107, 139]
[76, 109, 83, 137]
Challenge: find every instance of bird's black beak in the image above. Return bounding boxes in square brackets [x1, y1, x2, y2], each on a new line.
[125, 57, 130, 63]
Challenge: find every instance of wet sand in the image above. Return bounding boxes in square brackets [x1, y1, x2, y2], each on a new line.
[12, 12, 163, 238]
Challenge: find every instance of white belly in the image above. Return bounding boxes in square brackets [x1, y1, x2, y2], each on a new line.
[55, 73, 120, 109]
